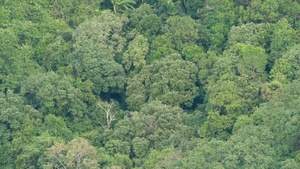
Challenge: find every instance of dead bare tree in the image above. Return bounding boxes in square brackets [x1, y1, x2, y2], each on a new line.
[97, 99, 117, 130]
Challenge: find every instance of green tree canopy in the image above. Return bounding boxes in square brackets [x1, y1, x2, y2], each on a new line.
[42, 137, 98, 169]
[122, 35, 149, 71]
[270, 44, 300, 83]
[21, 72, 86, 121]
[72, 10, 128, 58]
[126, 54, 199, 110]
[162, 15, 199, 51]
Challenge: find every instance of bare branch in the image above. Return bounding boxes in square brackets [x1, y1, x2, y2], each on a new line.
[97, 99, 117, 130]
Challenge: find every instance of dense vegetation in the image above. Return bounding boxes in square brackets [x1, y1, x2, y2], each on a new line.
[1, 0, 300, 168]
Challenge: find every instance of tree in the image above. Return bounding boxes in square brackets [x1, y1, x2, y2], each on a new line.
[126, 53, 199, 110]
[106, 101, 186, 162]
[230, 126, 276, 168]
[42, 114, 73, 141]
[205, 0, 237, 25]
[72, 10, 128, 58]
[132, 137, 149, 158]
[147, 35, 177, 64]
[43, 137, 98, 169]
[97, 99, 117, 130]
[15, 133, 58, 169]
[0, 90, 42, 167]
[242, 0, 280, 23]
[143, 147, 182, 169]
[270, 44, 300, 83]
[279, 159, 299, 169]
[127, 4, 161, 39]
[277, 0, 300, 25]
[182, 44, 205, 62]
[226, 43, 268, 80]
[122, 35, 149, 71]
[185, 126, 277, 168]
[197, 10, 230, 51]
[34, 30, 72, 71]
[162, 15, 199, 51]
[20, 72, 88, 132]
[0, 27, 41, 91]
[41, 0, 103, 28]
[111, 0, 136, 14]
[156, 0, 182, 17]
[79, 56, 126, 95]
[226, 22, 270, 49]
[197, 50, 220, 86]
[133, 101, 185, 149]
[269, 19, 298, 68]
[70, 10, 127, 95]
[252, 80, 300, 159]
[200, 44, 267, 140]
[181, 139, 238, 169]
[105, 140, 131, 156]
[181, 0, 205, 17]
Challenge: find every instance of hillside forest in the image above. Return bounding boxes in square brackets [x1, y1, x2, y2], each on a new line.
[1, 0, 300, 168]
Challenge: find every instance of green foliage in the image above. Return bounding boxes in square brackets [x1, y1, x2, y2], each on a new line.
[269, 19, 298, 67]
[197, 10, 231, 51]
[206, 0, 236, 23]
[42, 0, 103, 28]
[279, 159, 299, 169]
[80, 56, 126, 95]
[200, 44, 268, 140]
[105, 101, 186, 165]
[2, 0, 300, 168]
[199, 110, 233, 140]
[227, 22, 271, 48]
[128, 4, 161, 39]
[230, 126, 276, 168]
[157, 0, 182, 17]
[181, 0, 205, 17]
[225, 43, 268, 80]
[182, 139, 237, 169]
[242, 0, 280, 23]
[205, 57, 263, 116]
[162, 15, 199, 51]
[43, 114, 73, 141]
[126, 54, 199, 110]
[147, 35, 177, 63]
[0, 90, 42, 167]
[186, 125, 278, 169]
[182, 44, 205, 62]
[42, 137, 98, 168]
[143, 147, 182, 168]
[197, 50, 220, 86]
[133, 101, 185, 149]
[105, 139, 131, 156]
[252, 80, 300, 159]
[113, 153, 133, 169]
[132, 137, 149, 158]
[122, 35, 149, 71]
[0, 27, 42, 91]
[270, 44, 300, 83]
[20, 72, 87, 128]
[111, 0, 136, 14]
[72, 10, 128, 58]
[70, 11, 127, 95]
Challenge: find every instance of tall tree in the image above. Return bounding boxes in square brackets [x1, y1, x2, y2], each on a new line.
[42, 137, 98, 169]
[122, 35, 149, 72]
[70, 10, 127, 95]
[126, 53, 199, 110]
[162, 15, 199, 51]
[20, 72, 89, 132]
